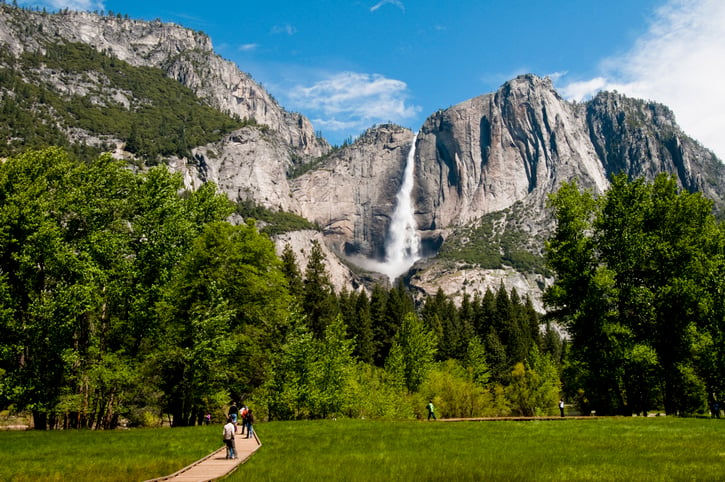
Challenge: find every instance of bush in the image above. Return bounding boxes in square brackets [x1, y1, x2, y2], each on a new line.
[418, 360, 504, 418]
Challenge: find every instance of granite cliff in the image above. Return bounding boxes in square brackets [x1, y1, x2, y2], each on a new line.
[1, 6, 724, 308]
[406, 75, 723, 307]
[0, 5, 328, 160]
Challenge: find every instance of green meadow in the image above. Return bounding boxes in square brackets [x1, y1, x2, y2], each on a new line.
[1, 418, 724, 481]
[0, 425, 221, 481]
[236, 418, 725, 481]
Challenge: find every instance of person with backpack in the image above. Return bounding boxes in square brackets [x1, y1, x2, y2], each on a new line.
[426, 400, 437, 421]
[222, 417, 236, 459]
[228, 402, 239, 432]
[239, 405, 248, 435]
[245, 409, 255, 438]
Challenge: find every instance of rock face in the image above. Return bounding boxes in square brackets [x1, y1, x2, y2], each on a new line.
[170, 127, 300, 212]
[274, 230, 360, 292]
[585, 91, 725, 210]
[291, 124, 415, 259]
[415, 75, 724, 235]
[406, 74, 724, 305]
[0, 5, 328, 160]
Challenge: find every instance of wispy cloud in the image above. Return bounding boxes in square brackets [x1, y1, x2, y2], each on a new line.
[19, 0, 105, 11]
[238, 43, 259, 52]
[287, 72, 421, 133]
[558, 0, 725, 159]
[370, 0, 405, 13]
[271, 24, 297, 35]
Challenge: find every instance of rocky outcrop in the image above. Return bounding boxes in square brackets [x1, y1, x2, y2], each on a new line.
[273, 230, 360, 293]
[414, 75, 609, 234]
[0, 5, 329, 160]
[169, 126, 300, 211]
[409, 260, 551, 313]
[414, 74, 723, 236]
[585, 91, 725, 212]
[291, 124, 415, 259]
[407, 74, 724, 306]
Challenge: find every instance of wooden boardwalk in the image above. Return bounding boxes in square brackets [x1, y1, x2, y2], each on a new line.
[144, 430, 261, 482]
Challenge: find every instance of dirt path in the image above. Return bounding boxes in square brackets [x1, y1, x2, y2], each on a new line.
[144, 431, 261, 482]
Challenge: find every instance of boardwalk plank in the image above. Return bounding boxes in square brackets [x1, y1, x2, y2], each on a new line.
[144, 431, 261, 482]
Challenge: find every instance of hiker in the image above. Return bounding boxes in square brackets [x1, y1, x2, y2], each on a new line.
[426, 400, 437, 420]
[239, 405, 248, 435]
[228, 402, 239, 432]
[245, 409, 255, 438]
[222, 417, 236, 460]
[559, 399, 565, 417]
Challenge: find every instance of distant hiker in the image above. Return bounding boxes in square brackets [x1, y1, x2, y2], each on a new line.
[239, 405, 249, 435]
[426, 400, 437, 421]
[245, 409, 255, 438]
[228, 403, 239, 432]
[559, 399, 565, 417]
[222, 417, 236, 460]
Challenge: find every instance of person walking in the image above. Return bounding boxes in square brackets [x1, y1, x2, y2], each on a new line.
[245, 409, 255, 438]
[559, 399, 565, 417]
[228, 402, 239, 432]
[426, 400, 437, 421]
[222, 417, 236, 460]
[239, 405, 248, 435]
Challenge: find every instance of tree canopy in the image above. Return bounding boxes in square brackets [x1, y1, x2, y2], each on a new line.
[545, 174, 725, 415]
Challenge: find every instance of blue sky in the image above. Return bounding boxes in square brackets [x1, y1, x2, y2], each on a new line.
[19, 0, 725, 158]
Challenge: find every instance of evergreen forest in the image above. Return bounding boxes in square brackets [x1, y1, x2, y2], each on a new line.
[0, 148, 723, 430]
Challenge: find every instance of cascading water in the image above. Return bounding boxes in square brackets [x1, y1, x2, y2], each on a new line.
[378, 132, 421, 281]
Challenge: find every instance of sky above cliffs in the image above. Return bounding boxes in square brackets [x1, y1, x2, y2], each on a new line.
[20, 0, 725, 159]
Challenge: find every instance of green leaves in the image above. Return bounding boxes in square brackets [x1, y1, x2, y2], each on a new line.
[545, 174, 724, 415]
[0, 148, 238, 428]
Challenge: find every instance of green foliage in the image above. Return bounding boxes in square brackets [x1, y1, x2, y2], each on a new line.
[235, 199, 317, 235]
[385, 313, 437, 393]
[418, 360, 502, 418]
[0, 42, 242, 160]
[0, 148, 234, 428]
[259, 314, 356, 420]
[437, 205, 550, 275]
[545, 174, 724, 415]
[504, 347, 561, 416]
[303, 240, 339, 338]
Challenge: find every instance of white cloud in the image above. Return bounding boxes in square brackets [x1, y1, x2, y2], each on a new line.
[238, 43, 259, 52]
[271, 24, 297, 36]
[559, 0, 725, 159]
[19, 0, 104, 11]
[370, 0, 405, 13]
[287, 72, 421, 133]
[558, 77, 608, 101]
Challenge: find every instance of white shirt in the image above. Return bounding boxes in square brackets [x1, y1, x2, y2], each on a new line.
[223, 422, 235, 440]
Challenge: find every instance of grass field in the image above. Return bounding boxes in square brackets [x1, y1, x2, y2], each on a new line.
[236, 417, 725, 481]
[1, 417, 723, 481]
[0, 424, 221, 481]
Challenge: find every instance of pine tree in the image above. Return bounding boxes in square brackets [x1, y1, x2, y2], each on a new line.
[280, 243, 304, 301]
[353, 290, 375, 364]
[302, 240, 338, 338]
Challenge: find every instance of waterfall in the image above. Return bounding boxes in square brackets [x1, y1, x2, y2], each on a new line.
[379, 132, 421, 281]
